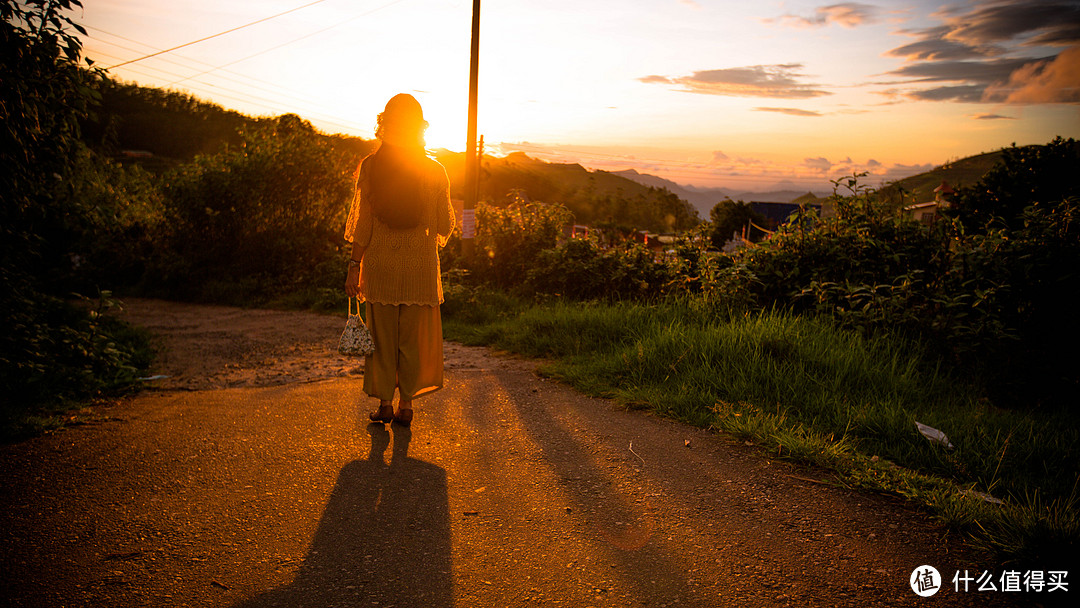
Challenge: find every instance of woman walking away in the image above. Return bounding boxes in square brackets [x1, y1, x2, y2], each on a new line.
[344, 93, 455, 427]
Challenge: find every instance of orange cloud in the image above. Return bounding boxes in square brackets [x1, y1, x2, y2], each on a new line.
[984, 45, 1080, 103]
[767, 3, 879, 29]
[640, 64, 832, 99]
[754, 107, 823, 116]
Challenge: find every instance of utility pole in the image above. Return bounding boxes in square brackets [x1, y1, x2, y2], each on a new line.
[461, 0, 481, 260]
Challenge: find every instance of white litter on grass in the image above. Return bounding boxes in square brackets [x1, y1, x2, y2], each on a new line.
[915, 421, 954, 449]
[960, 489, 1005, 505]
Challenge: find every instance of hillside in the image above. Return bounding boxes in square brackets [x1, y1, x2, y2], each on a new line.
[82, 78, 377, 172]
[433, 151, 700, 231]
[877, 150, 1004, 206]
[85, 78, 1015, 230]
[85, 79, 697, 233]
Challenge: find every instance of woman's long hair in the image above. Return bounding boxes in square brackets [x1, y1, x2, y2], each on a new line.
[365, 94, 429, 230]
[366, 143, 428, 230]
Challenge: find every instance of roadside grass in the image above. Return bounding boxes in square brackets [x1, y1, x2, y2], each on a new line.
[1, 311, 156, 443]
[443, 287, 1080, 567]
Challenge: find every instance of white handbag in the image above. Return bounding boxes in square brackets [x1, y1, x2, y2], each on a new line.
[337, 298, 375, 356]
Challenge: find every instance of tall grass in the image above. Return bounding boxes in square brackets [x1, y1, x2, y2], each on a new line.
[443, 289, 1079, 566]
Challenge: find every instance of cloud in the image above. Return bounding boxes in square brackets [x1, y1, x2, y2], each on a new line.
[971, 113, 1015, 119]
[881, 0, 1080, 104]
[711, 150, 730, 163]
[983, 44, 1080, 102]
[885, 26, 999, 61]
[881, 1, 1080, 104]
[753, 107, 824, 116]
[888, 57, 1040, 83]
[936, 1, 1080, 47]
[886, 51, 1079, 103]
[803, 157, 834, 173]
[640, 64, 832, 98]
[679, 0, 702, 8]
[767, 3, 879, 29]
[877, 162, 936, 182]
[867, 159, 882, 167]
[906, 85, 987, 102]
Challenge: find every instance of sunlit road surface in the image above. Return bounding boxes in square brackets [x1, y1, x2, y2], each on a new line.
[1, 348, 1019, 607]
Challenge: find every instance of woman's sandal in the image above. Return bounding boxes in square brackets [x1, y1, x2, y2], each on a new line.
[392, 408, 413, 427]
[369, 403, 394, 424]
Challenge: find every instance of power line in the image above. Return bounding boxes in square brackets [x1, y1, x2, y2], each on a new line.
[87, 33, 364, 125]
[164, 0, 408, 87]
[88, 0, 410, 136]
[105, 0, 336, 69]
[90, 57, 371, 135]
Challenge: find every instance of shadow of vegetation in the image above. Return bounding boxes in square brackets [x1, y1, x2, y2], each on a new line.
[234, 423, 452, 607]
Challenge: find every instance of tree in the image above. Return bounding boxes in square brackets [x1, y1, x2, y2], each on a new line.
[1, 0, 146, 418]
[948, 137, 1080, 232]
[707, 199, 768, 249]
[2, 0, 101, 279]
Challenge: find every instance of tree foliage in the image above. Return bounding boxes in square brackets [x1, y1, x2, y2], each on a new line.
[1, 0, 150, 420]
[948, 137, 1080, 232]
[714, 159, 1080, 407]
[81, 78, 255, 161]
[150, 115, 361, 301]
[707, 199, 769, 248]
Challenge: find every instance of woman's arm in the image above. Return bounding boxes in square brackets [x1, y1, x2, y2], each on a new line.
[435, 166, 455, 246]
[345, 162, 373, 297]
[345, 243, 366, 297]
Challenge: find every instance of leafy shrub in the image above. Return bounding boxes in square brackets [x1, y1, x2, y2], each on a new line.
[711, 154, 1080, 407]
[151, 114, 358, 301]
[1, 289, 151, 430]
[463, 197, 573, 291]
[59, 147, 169, 293]
[1, 0, 152, 426]
[526, 238, 671, 301]
[949, 137, 1080, 233]
[737, 179, 946, 310]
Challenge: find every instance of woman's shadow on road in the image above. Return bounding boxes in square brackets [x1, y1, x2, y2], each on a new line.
[235, 423, 452, 608]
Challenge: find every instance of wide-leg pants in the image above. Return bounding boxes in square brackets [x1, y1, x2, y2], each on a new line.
[363, 302, 443, 401]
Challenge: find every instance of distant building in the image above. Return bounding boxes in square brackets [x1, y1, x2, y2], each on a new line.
[903, 181, 955, 226]
[905, 201, 939, 225]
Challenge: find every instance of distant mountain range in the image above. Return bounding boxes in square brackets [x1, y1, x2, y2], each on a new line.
[607, 169, 831, 217]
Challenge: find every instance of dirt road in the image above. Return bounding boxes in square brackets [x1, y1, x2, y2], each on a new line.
[0, 299, 1023, 607]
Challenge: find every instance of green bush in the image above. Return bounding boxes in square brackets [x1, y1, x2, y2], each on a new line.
[151, 114, 359, 301]
[462, 197, 573, 291]
[526, 238, 671, 301]
[1, 1, 153, 429]
[949, 137, 1080, 233]
[711, 154, 1080, 407]
[0, 289, 152, 433]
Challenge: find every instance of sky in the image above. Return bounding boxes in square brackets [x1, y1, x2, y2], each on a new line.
[78, 0, 1080, 191]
